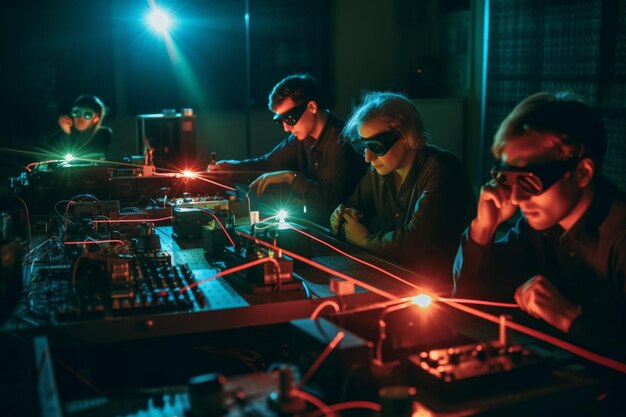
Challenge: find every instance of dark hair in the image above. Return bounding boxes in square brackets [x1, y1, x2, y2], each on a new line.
[73, 95, 106, 117]
[492, 92, 607, 170]
[342, 91, 426, 151]
[268, 73, 324, 110]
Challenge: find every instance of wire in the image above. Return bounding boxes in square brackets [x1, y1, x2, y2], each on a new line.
[304, 400, 382, 417]
[266, 225, 626, 374]
[64, 239, 125, 246]
[310, 300, 340, 319]
[375, 301, 415, 364]
[92, 216, 172, 223]
[438, 298, 519, 308]
[441, 299, 626, 374]
[289, 389, 331, 415]
[49, 352, 104, 396]
[7, 194, 32, 240]
[193, 174, 237, 191]
[237, 231, 398, 301]
[196, 208, 236, 248]
[286, 224, 429, 295]
[298, 331, 345, 388]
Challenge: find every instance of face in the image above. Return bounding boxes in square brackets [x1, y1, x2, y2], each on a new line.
[272, 97, 318, 140]
[358, 119, 407, 176]
[498, 132, 584, 230]
[70, 106, 100, 132]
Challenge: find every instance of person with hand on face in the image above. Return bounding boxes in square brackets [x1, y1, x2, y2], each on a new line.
[331, 92, 475, 285]
[209, 74, 366, 225]
[44, 94, 112, 160]
[453, 92, 626, 364]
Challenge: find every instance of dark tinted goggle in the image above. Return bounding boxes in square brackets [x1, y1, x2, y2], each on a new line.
[350, 130, 401, 156]
[272, 102, 308, 127]
[70, 107, 95, 120]
[490, 158, 580, 195]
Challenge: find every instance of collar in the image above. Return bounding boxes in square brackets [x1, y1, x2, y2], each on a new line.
[308, 112, 340, 152]
[554, 178, 614, 246]
[380, 144, 430, 190]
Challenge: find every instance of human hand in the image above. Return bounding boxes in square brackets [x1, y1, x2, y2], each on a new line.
[330, 204, 347, 234]
[514, 275, 582, 333]
[342, 211, 367, 247]
[470, 180, 518, 244]
[58, 115, 73, 135]
[249, 170, 294, 195]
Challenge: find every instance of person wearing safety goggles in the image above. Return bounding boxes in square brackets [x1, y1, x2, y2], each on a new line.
[453, 92, 626, 368]
[52, 94, 112, 160]
[209, 73, 366, 225]
[330, 92, 475, 287]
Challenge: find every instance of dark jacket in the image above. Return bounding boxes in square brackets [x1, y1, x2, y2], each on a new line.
[453, 178, 626, 361]
[346, 144, 476, 285]
[217, 114, 367, 224]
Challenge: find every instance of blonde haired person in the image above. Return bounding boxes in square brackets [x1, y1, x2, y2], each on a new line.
[331, 91, 475, 286]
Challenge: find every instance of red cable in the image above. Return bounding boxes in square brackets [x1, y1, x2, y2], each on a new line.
[439, 298, 519, 308]
[258, 227, 626, 374]
[198, 209, 236, 248]
[442, 299, 626, 374]
[298, 332, 345, 388]
[194, 174, 236, 191]
[64, 239, 125, 245]
[92, 216, 172, 223]
[286, 224, 433, 295]
[305, 400, 382, 417]
[237, 231, 397, 300]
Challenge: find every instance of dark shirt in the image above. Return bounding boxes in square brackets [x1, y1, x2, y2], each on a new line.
[345, 144, 476, 285]
[453, 178, 626, 361]
[217, 114, 367, 224]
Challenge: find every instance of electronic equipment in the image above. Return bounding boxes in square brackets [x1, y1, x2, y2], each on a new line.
[172, 198, 231, 240]
[404, 340, 550, 399]
[9, 163, 227, 214]
[222, 246, 298, 293]
[137, 111, 197, 170]
[289, 318, 377, 403]
[235, 221, 312, 260]
[51, 254, 205, 321]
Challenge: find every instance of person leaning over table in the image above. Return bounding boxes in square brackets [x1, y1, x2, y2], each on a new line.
[331, 91, 475, 286]
[208, 73, 366, 225]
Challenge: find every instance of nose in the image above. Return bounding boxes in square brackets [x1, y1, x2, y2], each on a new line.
[282, 121, 292, 132]
[364, 148, 376, 163]
[510, 183, 531, 205]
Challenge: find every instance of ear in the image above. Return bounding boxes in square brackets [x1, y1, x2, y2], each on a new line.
[92, 114, 101, 124]
[307, 101, 318, 114]
[575, 158, 595, 187]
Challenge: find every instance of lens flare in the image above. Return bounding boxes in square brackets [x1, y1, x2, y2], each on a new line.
[146, 8, 173, 35]
[412, 294, 432, 308]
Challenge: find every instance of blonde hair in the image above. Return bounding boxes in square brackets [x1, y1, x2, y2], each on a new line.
[342, 91, 427, 150]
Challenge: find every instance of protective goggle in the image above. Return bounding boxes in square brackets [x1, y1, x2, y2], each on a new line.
[70, 107, 96, 120]
[272, 102, 308, 127]
[490, 158, 580, 195]
[350, 130, 401, 156]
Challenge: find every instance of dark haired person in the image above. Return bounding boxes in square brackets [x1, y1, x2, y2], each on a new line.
[331, 91, 475, 284]
[210, 73, 366, 225]
[453, 92, 626, 368]
[43, 95, 112, 160]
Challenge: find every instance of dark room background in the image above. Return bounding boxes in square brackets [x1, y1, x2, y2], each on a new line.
[1, 0, 625, 190]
